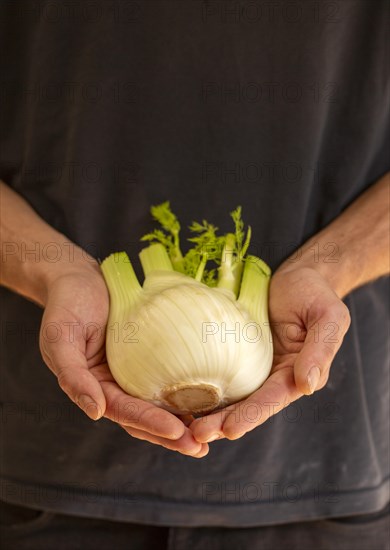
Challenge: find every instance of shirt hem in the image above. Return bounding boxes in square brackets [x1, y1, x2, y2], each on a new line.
[1, 477, 389, 528]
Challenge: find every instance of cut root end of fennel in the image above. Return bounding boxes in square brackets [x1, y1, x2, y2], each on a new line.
[160, 383, 222, 415]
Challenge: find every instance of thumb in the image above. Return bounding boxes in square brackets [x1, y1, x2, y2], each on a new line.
[40, 321, 107, 420]
[294, 299, 351, 395]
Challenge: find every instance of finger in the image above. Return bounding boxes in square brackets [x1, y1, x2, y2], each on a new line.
[179, 414, 195, 427]
[120, 424, 209, 458]
[191, 367, 302, 442]
[40, 328, 106, 420]
[101, 379, 186, 440]
[190, 411, 227, 443]
[294, 300, 351, 395]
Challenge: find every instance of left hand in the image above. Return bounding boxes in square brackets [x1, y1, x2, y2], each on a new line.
[40, 268, 208, 458]
[190, 265, 351, 443]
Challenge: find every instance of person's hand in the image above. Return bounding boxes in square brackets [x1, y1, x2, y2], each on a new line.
[39, 265, 208, 458]
[190, 265, 351, 443]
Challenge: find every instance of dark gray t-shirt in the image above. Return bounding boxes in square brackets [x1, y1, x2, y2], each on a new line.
[0, 0, 389, 526]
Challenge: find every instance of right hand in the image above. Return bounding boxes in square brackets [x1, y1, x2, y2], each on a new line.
[39, 264, 208, 458]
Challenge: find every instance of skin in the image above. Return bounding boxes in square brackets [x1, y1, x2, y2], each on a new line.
[191, 172, 389, 442]
[1, 173, 389, 455]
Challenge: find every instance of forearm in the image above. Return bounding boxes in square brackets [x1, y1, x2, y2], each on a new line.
[281, 172, 390, 298]
[0, 181, 99, 307]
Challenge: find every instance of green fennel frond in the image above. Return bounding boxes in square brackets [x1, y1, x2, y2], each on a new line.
[141, 229, 173, 249]
[230, 206, 251, 260]
[230, 206, 244, 253]
[140, 202, 251, 289]
[187, 220, 225, 263]
[141, 202, 184, 271]
[150, 201, 180, 237]
[202, 268, 218, 287]
[182, 247, 201, 278]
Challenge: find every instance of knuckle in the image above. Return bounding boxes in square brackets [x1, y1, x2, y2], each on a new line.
[139, 406, 164, 426]
[322, 343, 336, 363]
[340, 303, 351, 329]
[56, 368, 73, 398]
[39, 341, 53, 371]
[121, 401, 141, 424]
[333, 301, 351, 328]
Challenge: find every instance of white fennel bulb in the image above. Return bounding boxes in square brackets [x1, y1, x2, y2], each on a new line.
[101, 204, 273, 415]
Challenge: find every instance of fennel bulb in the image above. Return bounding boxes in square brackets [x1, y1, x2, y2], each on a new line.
[101, 204, 273, 415]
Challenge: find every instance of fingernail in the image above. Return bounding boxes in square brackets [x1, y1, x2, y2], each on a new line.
[193, 448, 209, 459]
[78, 394, 101, 421]
[307, 366, 321, 394]
[227, 431, 246, 440]
[204, 433, 221, 443]
[182, 445, 202, 457]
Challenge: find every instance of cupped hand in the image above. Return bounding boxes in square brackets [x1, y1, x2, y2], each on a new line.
[190, 265, 351, 443]
[39, 265, 208, 458]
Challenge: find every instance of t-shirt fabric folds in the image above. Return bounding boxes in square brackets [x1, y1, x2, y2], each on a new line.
[0, 0, 389, 526]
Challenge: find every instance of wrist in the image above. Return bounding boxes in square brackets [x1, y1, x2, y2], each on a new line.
[277, 233, 354, 299]
[25, 237, 102, 307]
[1, 183, 103, 307]
[278, 174, 390, 298]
